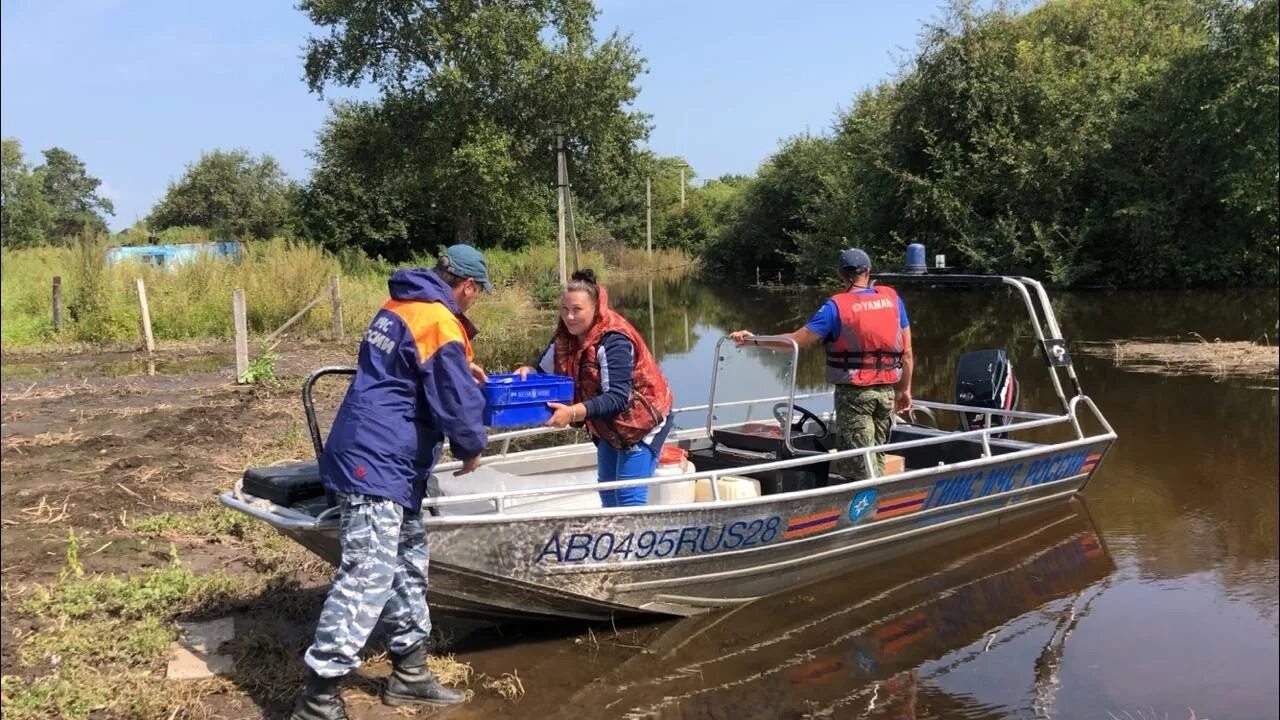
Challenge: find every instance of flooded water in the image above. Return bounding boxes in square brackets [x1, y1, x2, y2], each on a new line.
[454, 281, 1278, 720]
[0, 351, 231, 381]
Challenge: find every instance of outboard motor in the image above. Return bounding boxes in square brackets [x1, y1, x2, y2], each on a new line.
[955, 349, 1020, 436]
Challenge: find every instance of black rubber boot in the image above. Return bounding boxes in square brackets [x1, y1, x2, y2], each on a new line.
[289, 670, 349, 720]
[382, 643, 466, 707]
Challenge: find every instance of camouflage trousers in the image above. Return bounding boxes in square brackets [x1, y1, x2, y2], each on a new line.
[832, 384, 895, 483]
[304, 493, 431, 678]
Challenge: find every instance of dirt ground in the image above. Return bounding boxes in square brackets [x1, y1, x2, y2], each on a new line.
[1, 341, 571, 719]
[2, 342, 343, 579]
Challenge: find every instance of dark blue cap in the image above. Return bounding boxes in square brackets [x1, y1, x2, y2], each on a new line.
[442, 244, 493, 292]
[840, 248, 872, 269]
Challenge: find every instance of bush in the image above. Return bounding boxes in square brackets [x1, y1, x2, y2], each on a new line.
[0, 245, 72, 344]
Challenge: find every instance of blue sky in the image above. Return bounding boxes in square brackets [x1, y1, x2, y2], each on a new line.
[1, 0, 944, 231]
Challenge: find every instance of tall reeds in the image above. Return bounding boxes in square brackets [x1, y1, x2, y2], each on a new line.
[0, 238, 691, 354]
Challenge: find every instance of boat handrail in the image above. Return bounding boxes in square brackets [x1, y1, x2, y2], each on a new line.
[909, 399, 1059, 421]
[874, 273, 1081, 411]
[225, 394, 1114, 530]
[457, 397, 1069, 467]
[420, 399, 1111, 514]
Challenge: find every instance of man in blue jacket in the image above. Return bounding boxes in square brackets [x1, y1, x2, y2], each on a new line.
[291, 245, 492, 719]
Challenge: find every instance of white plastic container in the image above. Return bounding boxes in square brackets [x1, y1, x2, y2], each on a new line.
[649, 446, 698, 505]
[694, 475, 762, 502]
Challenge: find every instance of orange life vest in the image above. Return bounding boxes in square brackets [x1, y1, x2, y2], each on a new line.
[553, 286, 673, 449]
[825, 284, 905, 386]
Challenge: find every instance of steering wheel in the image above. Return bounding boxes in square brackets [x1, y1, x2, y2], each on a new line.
[772, 402, 828, 438]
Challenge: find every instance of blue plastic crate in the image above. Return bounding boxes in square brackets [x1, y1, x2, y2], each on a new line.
[483, 403, 554, 428]
[482, 373, 574, 428]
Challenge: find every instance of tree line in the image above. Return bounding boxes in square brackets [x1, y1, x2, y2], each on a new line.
[1, 141, 116, 247]
[2, 0, 1275, 288]
[701, 0, 1279, 288]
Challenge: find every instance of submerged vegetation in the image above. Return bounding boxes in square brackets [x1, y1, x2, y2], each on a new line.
[1077, 336, 1279, 383]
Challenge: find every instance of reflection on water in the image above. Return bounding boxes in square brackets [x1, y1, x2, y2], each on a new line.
[596, 279, 1278, 718]
[547, 500, 1113, 720]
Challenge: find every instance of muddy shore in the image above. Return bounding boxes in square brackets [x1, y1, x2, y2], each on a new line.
[1, 341, 566, 718]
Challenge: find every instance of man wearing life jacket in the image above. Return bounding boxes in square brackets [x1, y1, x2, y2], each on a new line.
[518, 269, 675, 507]
[730, 248, 914, 482]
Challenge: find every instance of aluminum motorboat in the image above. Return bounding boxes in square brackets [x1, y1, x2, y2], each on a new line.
[220, 272, 1115, 622]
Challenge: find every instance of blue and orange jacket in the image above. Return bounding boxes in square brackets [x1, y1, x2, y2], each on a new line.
[319, 269, 487, 509]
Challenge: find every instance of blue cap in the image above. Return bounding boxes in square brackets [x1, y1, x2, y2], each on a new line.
[442, 244, 493, 292]
[840, 248, 872, 270]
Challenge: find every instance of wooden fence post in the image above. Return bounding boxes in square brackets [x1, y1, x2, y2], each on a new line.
[135, 278, 155, 353]
[233, 288, 248, 380]
[329, 275, 344, 341]
[52, 276, 62, 333]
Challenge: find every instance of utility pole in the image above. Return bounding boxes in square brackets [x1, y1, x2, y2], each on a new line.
[645, 176, 652, 259]
[555, 127, 568, 287]
[648, 279, 656, 350]
[680, 166, 686, 209]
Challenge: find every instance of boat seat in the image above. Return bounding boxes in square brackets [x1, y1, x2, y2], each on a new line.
[242, 461, 328, 507]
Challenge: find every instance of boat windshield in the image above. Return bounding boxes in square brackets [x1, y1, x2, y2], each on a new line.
[705, 336, 835, 445]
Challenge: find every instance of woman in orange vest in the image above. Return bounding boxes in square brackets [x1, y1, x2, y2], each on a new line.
[517, 269, 674, 506]
[730, 248, 914, 481]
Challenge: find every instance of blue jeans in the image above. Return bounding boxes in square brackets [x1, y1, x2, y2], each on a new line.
[596, 417, 673, 507]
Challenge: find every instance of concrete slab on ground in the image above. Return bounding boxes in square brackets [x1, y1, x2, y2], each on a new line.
[167, 617, 235, 680]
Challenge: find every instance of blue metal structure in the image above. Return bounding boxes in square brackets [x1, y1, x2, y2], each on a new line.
[105, 241, 241, 268]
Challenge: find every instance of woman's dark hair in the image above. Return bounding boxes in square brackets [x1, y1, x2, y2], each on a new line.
[566, 268, 600, 304]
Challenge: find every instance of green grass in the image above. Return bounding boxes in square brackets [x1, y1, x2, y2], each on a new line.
[19, 546, 246, 623]
[2, 536, 249, 719]
[130, 506, 256, 539]
[130, 505, 319, 576]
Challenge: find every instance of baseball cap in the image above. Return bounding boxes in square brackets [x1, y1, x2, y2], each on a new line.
[441, 244, 494, 292]
[839, 248, 872, 270]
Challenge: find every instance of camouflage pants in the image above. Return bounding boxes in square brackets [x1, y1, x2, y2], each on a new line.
[304, 493, 431, 678]
[832, 384, 895, 482]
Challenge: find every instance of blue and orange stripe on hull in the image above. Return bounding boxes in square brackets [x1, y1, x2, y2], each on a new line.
[873, 491, 928, 520]
[785, 509, 840, 539]
[1081, 452, 1103, 473]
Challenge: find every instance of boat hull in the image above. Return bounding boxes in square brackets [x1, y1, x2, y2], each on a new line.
[224, 439, 1110, 622]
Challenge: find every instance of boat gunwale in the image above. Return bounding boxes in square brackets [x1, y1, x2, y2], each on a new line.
[219, 410, 1113, 532]
[408, 429, 1110, 525]
[411, 394, 1112, 517]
